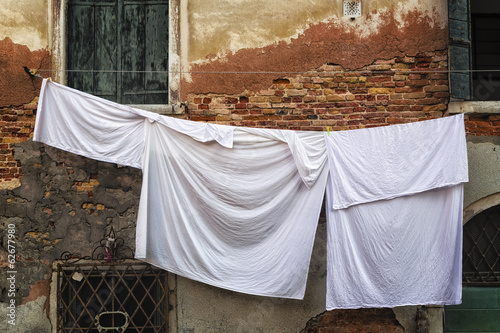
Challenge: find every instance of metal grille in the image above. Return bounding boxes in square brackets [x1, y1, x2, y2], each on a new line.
[57, 261, 168, 332]
[463, 205, 500, 285]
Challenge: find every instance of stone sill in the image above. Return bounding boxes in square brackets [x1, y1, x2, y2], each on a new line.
[448, 101, 500, 115]
[128, 103, 186, 115]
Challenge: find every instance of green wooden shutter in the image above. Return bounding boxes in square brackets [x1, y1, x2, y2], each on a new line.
[122, 1, 169, 104]
[68, 0, 118, 101]
[445, 287, 500, 332]
[67, 0, 168, 104]
[449, 0, 472, 100]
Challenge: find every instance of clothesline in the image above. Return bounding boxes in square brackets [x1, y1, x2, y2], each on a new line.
[33, 68, 500, 75]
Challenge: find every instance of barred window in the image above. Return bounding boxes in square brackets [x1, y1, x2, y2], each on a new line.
[57, 261, 168, 332]
[463, 204, 500, 285]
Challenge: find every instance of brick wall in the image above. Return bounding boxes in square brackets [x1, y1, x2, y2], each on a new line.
[465, 114, 500, 136]
[187, 51, 449, 130]
[2, 50, 500, 184]
[0, 98, 38, 184]
[301, 308, 405, 333]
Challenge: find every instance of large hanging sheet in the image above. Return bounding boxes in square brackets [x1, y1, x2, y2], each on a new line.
[136, 120, 328, 299]
[325, 115, 468, 309]
[34, 79, 328, 299]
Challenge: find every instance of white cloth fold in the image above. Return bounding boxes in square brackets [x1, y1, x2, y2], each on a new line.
[326, 114, 468, 209]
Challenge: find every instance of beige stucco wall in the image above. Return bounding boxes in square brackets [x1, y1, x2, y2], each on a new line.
[0, 0, 49, 51]
[464, 136, 500, 222]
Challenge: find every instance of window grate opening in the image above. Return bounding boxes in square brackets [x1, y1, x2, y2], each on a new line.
[57, 262, 168, 332]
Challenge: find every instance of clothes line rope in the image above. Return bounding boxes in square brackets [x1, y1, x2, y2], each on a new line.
[33, 68, 500, 75]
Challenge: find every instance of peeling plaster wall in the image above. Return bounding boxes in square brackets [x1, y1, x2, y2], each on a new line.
[0, 0, 49, 52]
[183, 0, 448, 97]
[0, 38, 49, 107]
[0, 141, 142, 332]
[464, 136, 500, 211]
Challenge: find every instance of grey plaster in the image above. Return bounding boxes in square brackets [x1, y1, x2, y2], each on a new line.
[464, 137, 500, 209]
[0, 296, 51, 332]
[448, 101, 500, 114]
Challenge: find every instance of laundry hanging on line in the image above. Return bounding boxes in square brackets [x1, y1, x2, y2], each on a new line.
[324, 115, 467, 308]
[34, 78, 468, 307]
[34, 79, 329, 300]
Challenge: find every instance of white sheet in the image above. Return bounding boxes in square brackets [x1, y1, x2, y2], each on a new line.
[33, 79, 235, 169]
[326, 184, 464, 309]
[325, 115, 468, 309]
[326, 114, 468, 209]
[135, 120, 328, 299]
[34, 79, 468, 305]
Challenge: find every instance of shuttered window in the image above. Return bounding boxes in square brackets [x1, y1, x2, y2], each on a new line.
[449, 0, 472, 100]
[67, 0, 169, 104]
[472, 14, 500, 101]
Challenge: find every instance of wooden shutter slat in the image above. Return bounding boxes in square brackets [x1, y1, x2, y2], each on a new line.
[122, 3, 146, 104]
[94, 4, 118, 101]
[145, 4, 169, 104]
[449, 0, 472, 100]
[68, 4, 95, 94]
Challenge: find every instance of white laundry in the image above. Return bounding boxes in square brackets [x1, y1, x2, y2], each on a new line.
[34, 79, 468, 305]
[33, 79, 235, 169]
[136, 120, 328, 299]
[34, 79, 328, 299]
[324, 114, 468, 309]
[326, 115, 468, 209]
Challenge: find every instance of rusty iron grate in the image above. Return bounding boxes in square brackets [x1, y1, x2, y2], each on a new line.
[463, 205, 500, 285]
[57, 262, 168, 332]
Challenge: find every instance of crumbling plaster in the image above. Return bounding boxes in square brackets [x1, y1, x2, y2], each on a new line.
[182, 0, 448, 97]
[463, 136, 500, 222]
[0, 38, 49, 107]
[186, 0, 447, 64]
[0, 0, 49, 52]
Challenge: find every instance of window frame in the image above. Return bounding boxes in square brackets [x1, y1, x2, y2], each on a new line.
[50, 0, 182, 112]
[50, 259, 178, 333]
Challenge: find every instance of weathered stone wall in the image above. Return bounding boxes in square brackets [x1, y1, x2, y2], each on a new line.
[0, 140, 141, 331]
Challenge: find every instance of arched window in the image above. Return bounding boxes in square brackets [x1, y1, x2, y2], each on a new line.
[445, 204, 500, 333]
[463, 204, 500, 285]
